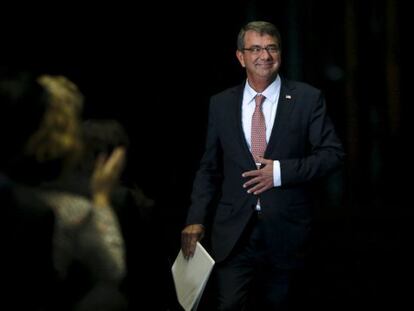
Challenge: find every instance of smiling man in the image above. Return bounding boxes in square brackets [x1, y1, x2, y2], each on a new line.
[181, 21, 345, 310]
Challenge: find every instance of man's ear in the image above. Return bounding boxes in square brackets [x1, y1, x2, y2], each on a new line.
[236, 50, 246, 68]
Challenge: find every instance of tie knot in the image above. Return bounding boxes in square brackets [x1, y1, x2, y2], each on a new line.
[255, 94, 265, 107]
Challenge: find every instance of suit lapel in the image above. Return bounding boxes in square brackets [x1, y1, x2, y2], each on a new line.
[231, 84, 257, 169]
[265, 79, 296, 157]
[230, 79, 296, 167]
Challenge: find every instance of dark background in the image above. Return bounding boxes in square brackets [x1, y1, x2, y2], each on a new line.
[1, 0, 411, 309]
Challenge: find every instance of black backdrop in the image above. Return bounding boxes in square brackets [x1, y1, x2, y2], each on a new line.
[1, 0, 412, 309]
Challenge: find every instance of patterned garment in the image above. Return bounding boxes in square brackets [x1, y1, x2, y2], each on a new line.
[251, 94, 267, 159]
[39, 190, 127, 310]
[40, 191, 126, 281]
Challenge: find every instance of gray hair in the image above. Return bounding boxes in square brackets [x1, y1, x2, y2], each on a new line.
[237, 21, 282, 51]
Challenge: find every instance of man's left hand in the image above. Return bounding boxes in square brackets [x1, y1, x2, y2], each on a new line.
[242, 156, 274, 195]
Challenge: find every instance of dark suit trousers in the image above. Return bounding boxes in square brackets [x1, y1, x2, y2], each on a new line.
[213, 213, 293, 311]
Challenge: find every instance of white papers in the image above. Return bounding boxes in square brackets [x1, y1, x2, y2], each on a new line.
[172, 242, 215, 311]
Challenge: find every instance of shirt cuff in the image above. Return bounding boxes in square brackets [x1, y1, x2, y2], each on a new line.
[273, 160, 281, 187]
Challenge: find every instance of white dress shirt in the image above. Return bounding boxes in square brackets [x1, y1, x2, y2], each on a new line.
[241, 75, 282, 187]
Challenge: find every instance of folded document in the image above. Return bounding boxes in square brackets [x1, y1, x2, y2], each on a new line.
[172, 242, 215, 311]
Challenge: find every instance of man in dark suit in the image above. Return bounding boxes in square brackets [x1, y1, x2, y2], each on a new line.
[181, 21, 345, 310]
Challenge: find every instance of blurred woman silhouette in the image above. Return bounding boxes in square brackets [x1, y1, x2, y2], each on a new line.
[1, 73, 127, 311]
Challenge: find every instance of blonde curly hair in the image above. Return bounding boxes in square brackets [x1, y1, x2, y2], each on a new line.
[25, 75, 84, 168]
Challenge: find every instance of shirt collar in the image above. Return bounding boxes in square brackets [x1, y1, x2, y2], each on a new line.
[243, 75, 281, 106]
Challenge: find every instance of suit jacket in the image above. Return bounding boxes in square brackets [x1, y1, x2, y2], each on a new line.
[186, 78, 345, 267]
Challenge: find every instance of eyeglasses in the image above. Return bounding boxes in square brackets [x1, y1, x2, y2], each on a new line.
[242, 45, 280, 55]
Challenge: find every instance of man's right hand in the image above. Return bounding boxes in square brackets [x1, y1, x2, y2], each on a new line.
[181, 224, 205, 260]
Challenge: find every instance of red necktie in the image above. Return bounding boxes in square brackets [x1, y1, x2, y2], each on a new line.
[251, 94, 266, 211]
[251, 94, 267, 162]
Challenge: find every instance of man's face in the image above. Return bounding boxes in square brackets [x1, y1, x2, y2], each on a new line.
[236, 30, 281, 82]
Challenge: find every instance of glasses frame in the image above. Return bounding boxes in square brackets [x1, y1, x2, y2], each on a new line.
[242, 45, 280, 55]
